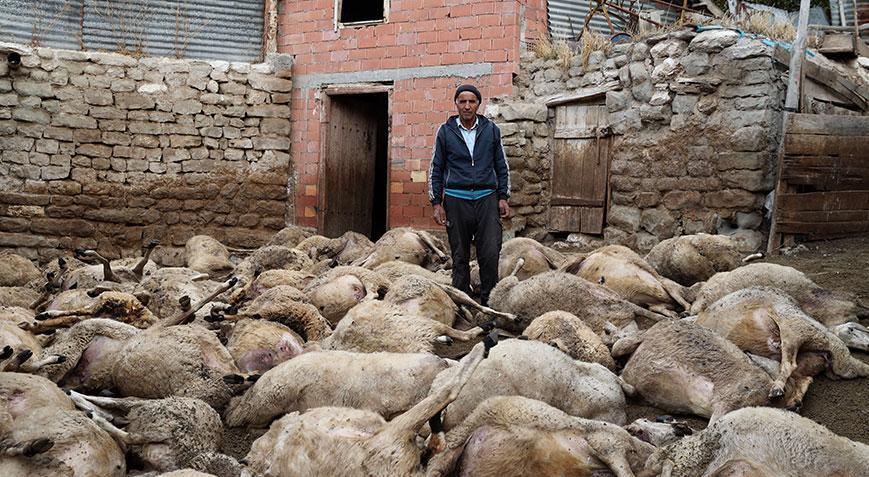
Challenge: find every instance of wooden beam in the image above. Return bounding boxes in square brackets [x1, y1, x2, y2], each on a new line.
[545, 82, 620, 107]
[785, 0, 812, 111]
[777, 191, 869, 211]
[784, 113, 869, 136]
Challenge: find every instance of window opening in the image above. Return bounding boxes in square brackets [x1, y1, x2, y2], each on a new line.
[338, 0, 385, 24]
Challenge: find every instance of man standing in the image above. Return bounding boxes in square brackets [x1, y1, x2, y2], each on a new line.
[428, 84, 511, 306]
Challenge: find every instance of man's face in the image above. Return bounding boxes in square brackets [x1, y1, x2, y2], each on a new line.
[455, 91, 479, 123]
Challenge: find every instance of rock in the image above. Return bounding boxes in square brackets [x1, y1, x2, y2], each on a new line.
[247, 104, 291, 118]
[721, 169, 769, 192]
[610, 108, 641, 135]
[12, 108, 50, 124]
[719, 39, 773, 60]
[716, 152, 765, 171]
[631, 43, 649, 61]
[689, 29, 739, 53]
[628, 62, 649, 83]
[680, 52, 710, 76]
[641, 207, 678, 237]
[663, 190, 701, 209]
[730, 126, 767, 152]
[702, 189, 758, 208]
[635, 232, 659, 252]
[605, 90, 631, 112]
[52, 114, 97, 129]
[248, 73, 293, 92]
[115, 92, 156, 110]
[651, 58, 682, 82]
[736, 211, 763, 230]
[725, 229, 765, 252]
[138, 83, 168, 95]
[500, 102, 548, 122]
[13, 80, 54, 98]
[649, 88, 672, 106]
[672, 94, 698, 114]
[650, 39, 687, 60]
[631, 82, 653, 103]
[607, 205, 641, 231]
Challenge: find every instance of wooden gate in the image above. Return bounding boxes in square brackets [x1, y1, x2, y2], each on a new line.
[322, 94, 379, 237]
[549, 100, 612, 234]
[768, 113, 869, 252]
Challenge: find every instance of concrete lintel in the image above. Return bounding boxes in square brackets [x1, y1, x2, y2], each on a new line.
[293, 63, 494, 89]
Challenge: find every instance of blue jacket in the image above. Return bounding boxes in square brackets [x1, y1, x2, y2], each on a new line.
[427, 114, 511, 206]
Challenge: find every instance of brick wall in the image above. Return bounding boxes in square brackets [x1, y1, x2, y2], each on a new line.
[0, 47, 296, 264]
[278, 0, 547, 229]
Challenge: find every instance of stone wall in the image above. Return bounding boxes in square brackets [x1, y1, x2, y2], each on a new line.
[0, 46, 295, 264]
[488, 28, 786, 251]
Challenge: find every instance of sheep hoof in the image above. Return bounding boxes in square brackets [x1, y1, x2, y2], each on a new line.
[98, 389, 116, 397]
[24, 438, 54, 457]
[435, 336, 454, 345]
[246, 374, 261, 383]
[15, 349, 32, 364]
[54, 355, 67, 364]
[516, 335, 529, 341]
[480, 320, 496, 333]
[87, 289, 101, 298]
[768, 387, 785, 399]
[225, 305, 239, 315]
[146, 239, 160, 248]
[178, 296, 191, 310]
[35, 312, 50, 321]
[205, 312, 224, 323]
[223, 374, 245, 385]
[482, 331, 498, 357]
[0, 346, 12, 360]
[228, 277, 239, 287]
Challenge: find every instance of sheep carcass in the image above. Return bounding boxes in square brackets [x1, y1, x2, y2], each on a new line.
[63, 241, 159, 290]
[489, 268, 666, 334]
[644, 407, 869, 476]
[303, 266, 391, 326]
[240, 341, 489, 477]
[498, 237, 566, 281]
[429, 339, 631, 431]
[521, 310, 615, 370]
[690, 262, 869, 349]
[427, 396, 655, 477]
[185, 235, 235, 278]
[617, 320, 805, 421]
[352, 227, 450, 271]
[0, 322, 64, 372]
[645, 233, 745, 286]
[0, 373, 125, 477]
[0, 252, 41, 287]
[295, 231, 374, 265]
[561, 245, 691, 315]
[224, 350, 450, 427]
[695, 287, 869, 398]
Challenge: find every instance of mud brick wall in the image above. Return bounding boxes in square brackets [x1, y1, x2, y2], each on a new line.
[489, 29, 786, 251]
[0, 46, 296, 264]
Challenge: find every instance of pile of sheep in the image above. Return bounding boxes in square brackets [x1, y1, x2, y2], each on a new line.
[1, 226, 868, 477]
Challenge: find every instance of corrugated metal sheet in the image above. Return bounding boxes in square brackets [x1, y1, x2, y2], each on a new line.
[0, 0, 263, 62]
[548, 0, 681, 39]
[841, 0, 868, 28]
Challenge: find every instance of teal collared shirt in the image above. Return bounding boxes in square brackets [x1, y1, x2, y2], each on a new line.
[445, 117, 495, 200]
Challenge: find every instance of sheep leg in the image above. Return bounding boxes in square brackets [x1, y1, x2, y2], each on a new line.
[383, 341, 490, 440]
[509, 257, 525, 277]
[418, 231, 448, 263]
[433, 323, 488, 344]
[74, 394, 149, 413]
[434, 282, 515, 322]
[648, 304, 679, 319]
[2, 349, 34, 372]
[132, 239, 159, 280]
[22, 316, 86, 333]
[18, 354, 66, 372]
[660, 278, 691, 310]
[769, 335, 800, 399]
[159, 277, 238, 327]
[68, 390, 119, 423]
[1, 438, 54, 457]
[80, 250, 118, 283]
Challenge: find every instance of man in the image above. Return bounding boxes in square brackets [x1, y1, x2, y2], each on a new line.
[428, 84, 511, 306]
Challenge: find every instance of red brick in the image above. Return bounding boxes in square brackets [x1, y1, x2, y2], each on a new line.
[418, 31, 438, 43]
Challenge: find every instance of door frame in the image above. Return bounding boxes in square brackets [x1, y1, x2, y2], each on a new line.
[317, 83, 393, 235]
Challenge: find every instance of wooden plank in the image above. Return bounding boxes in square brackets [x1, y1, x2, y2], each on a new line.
[785, 113, 869, 136]
[800, 61, 869, 111]
[580, 207, 604, 234]
[550, 197, 606, 207]
[550, 206, 583, 232]
[780, 209, 869, 222]
[544, 81, 620, 107]
[776, 191, 869, 211]
[776, 220, 869, 234]
[819, 32, 855, 54]
[783, 135, 869, 158]
[554, 127, 599, 139]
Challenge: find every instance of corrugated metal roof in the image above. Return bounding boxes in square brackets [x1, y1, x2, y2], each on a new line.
[0, 0, 263, 62]
[549, 0, 682, 40]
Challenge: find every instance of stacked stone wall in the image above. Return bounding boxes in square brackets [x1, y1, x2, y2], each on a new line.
[490, 28, 786, 251]
[0, 46, 295, 264]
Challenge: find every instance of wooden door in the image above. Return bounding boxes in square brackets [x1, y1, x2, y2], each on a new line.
[324, 96, 378, 237]
[549, 101, 611, 234]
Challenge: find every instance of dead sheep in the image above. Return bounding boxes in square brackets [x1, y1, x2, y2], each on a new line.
[303, 266, 391, 326]
[429, 339, 631, 431]
[264, 225, 316, 249]
[560, 245, 691, 315]
[224, 350, 450, 427]
[521, 310, 615, 370]
[0, 373, 125, 477]
[185, 235, 235, 278]
[63, 241, 160, 290]
[295, 231, 374, 265]
[617, 320, 805, 421]
[695, 286, 869, 398]
[0, 322, 65, 373]
[643, 407, 869, 476]
[427, 396, 655, 477]
[488, 266, 667, 334]
[224, 318, 306, 374]
[498, 237, 566, 281]
[321, 300, 490, 354]
[645, 233, 746, 286]
[240, 341, 489, 477]
[232, 285, 331, 341]
[0, 252, 41, 287]
[352, 227, 450, 271]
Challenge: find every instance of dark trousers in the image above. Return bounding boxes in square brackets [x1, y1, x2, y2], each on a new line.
[443, 193, 502, 305]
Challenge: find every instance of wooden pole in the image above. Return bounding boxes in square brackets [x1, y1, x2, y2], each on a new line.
[768, 0, 812, 255]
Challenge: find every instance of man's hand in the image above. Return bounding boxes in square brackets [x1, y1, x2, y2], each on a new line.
[498, 200, 511, 219]
[433, 204, 446, 226]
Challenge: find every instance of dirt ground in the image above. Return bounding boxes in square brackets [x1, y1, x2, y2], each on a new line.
[627, 236, 869, 444]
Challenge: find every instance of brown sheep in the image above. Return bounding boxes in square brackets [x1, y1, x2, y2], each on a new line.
[643, 407, 869, 476]
[561, 245, 691, 315]
[429, 339, 631, 431]
[374, 260, 453, 285]
[488, 265, 667, 334]
[232, 285, 331, 341]
[521, 310, 616, 370]
[295, 231, 374, 265]
[498, 237, 566, 281]
[303, 266, 391, 326]
[240, 341, 489, 477]
[264, 225, 315, 248]
[224, 350, 450, 427]
[695, 286, 869, 399]
[644, 233, 745, 286]
[0, 252, 41, 287]
[224, 318, 306, 373]
[618, 320, 805, 421]
[352, 227, 450, 271]
[185, 235, 235, 278]
[427, 396, 655, 477]
[0, 322, 64, 372]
